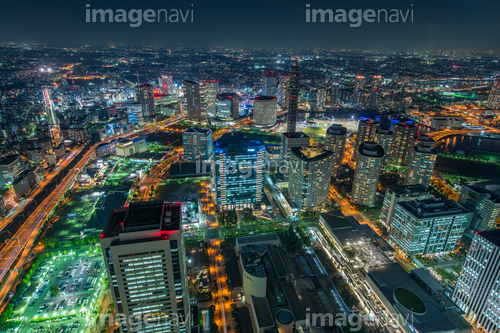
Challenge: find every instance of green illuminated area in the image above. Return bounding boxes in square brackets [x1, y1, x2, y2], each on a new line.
[394, 287, 426, 314]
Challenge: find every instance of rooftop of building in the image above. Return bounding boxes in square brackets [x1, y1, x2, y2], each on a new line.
[217, 92, 237, 100]
[102, 200, 181, 238]
[291, 146, 333, 162]
[376, 128, 393, 135]
[281, 132, 309, 139]
[241, 251, 266, 278]
[477, 229, 500, 247]
[236, 233, 280, 246]
[13, 169, 33, 184]
[462, 184, 500, 204]
[398, 197, 471, 219]
[326, 124, 347, 135]
[215, 132, 265, 151]
[183, 127, 212, 134]
[358, 142, 384, 158]
[0, 154, 20, 166]
[388, 184, 430, 196]
[254, 95, 276, 101]
[367, 263, 471, 333]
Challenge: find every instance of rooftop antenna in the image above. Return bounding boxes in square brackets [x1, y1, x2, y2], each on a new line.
[136, 71, 140, 85]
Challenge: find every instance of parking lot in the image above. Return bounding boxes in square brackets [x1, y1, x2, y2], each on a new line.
[5, 252, 106, 333]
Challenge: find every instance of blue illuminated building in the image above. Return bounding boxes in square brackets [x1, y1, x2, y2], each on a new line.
[214, 132, 265, 210]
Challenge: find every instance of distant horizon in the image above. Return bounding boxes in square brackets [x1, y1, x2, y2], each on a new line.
[1, 43, 499, 53]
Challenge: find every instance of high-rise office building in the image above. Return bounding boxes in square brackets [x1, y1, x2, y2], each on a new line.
[330, 83, 340, 105]
[288, 147, 333, 212]
[183, 80, 203, 121]
[368, 88, 382, 108]
[214, 132, 265, 210]
[100, 201, 190, 333]
[135, 84, 155, 120]
[324, 124, 347, 177]
[380, 185, 431, 228]
[182, 127, 214, 163]
[487, 81, 500, 110]
[253, 96, 277, 127]
[353, 76, 365, 109]
[351, 142, 384, 207]
[404, 135, 437, 188]
[354, 118, 379, 159]
[201, 80, 219, 117]
[262, 71, 278, 96]
[286, 60, 301, 134]
[215, 93, 239, 120]
[389, 198, 472, 256]
[278, 76, 290, 107]
[453, 230, 500, 333]
[458, 184, 500, 231]
[375, 128, 393, 170]
[159, 75, 174, 95]
[0, 154, 22, 185]
[390, 121, 418, 167]
[126, 102, 143, 124]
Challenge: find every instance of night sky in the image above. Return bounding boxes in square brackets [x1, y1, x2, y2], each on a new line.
[2, 0, 499, 50]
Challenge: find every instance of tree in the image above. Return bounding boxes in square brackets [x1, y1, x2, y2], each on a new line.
[50, 285, 60, 296]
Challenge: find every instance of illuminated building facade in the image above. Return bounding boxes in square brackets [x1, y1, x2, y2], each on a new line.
[404, 135, 437, 188]
[182, 127, 214, 163]
[253, 96, 277, 127]
[390, 121, 417, 167]
[389, 198, 471, 255]
[215, 93, 239, 120]
[214, 132, 265, 210]
[324, 124, 347, 177]
[100, 201, 190, 333]
[351, 142, 384, 207]
[288, 147, 333, 212]
[453, 230, 500, 333]
[135, 83, 155, 120]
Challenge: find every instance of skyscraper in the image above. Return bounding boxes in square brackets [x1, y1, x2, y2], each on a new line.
[453, 230, 500, 333]
[214, 132, 265, 210]
[354, 118, 379, 159]
[215, 93, 239, 120]
[253, 96, 277, 127]
[324, 124, 347, 177]
[352, 75, 365, 109]
[389, 198, 471, 256]
[351, 142, 384, 207]
[135, 83, 155, 120]
[201, 80, 219, 117]
[486, 81, 500, 110]
[389, 121, 418, 167]
[0, 154, 22, 185]
[159, 75, 174, 95]
[375, 127, 393, 170]
[330, 83, 340, 106]
[278, 75, 290, 107]
[100, 201, 190, 333]
[288, 147, 333, 212]
[286, 60, 301, 134]
[404, 135, 437, 188]
[183, 80, 203, 121]
[458, 184, 500, 231]
[182, 127, 214, 163]
[262, 71, 278, 96]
